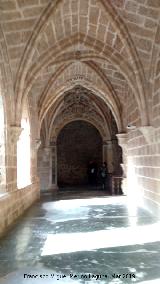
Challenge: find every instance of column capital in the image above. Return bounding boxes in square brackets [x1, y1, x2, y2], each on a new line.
[50, 139, 57, 147]
[35, 139, 41, 150]
[9, 125, 23, 144]
[116, 133, 128, 150]
[44, 146, 52, 153]
[103, 140, 112, 147]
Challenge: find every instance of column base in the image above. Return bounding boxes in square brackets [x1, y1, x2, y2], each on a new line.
[49, 184, 59, 194]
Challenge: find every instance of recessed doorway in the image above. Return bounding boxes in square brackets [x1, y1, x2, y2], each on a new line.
[57, 120, 103, 187]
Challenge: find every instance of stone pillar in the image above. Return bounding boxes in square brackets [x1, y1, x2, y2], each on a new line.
[103, 141, 108, 163]
[116, 133, 128, 194]
[37, 142, 52, 192]
[34, 139, 41, 184]
[103, 140, 113, 173]
[43, 146, 53, 191]
[38, 141, 58, 193]
[50, 140, 58, 192]
[7, 126, 23, 191]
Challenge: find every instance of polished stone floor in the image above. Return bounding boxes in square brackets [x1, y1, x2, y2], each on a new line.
[0, 189, 160, 284]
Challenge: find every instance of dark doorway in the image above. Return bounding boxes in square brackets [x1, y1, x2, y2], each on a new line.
[57, 120, 103, 187]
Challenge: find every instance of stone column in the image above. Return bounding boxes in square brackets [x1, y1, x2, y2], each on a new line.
[103, 140, 108, 163]
[116, 133, 128, 176]
[103, 140, 113, 173]
[34, 139, 41, 184]
[37, 141, 53, 192]
[38, 141, 58, 193]
[50, 140, 58, 192]
[116, 133, 128, 194]
[43, 146, 53, 191]
[7, 126, 23, 191]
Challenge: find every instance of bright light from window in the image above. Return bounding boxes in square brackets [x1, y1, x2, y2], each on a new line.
[41, 221, 160, 256]
[17, 114, 31, 189]
[127, 157, 144, 209]
[43, 196, 126, 211]
[42, 196, 127, 223]
[0, 98, 4, 131]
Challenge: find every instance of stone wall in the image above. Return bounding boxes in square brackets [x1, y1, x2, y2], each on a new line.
[37, 147, 52, 191]
[0, 58, 40, 236]
[0, 106, 40, 236]
[124, 15, 160, 215]
[0, 182, 39, 237]
[127, 128, 160, 215]
[57, 121, 103, 186]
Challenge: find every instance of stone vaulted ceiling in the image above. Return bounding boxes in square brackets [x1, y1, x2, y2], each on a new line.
[0, 0, 160, 136]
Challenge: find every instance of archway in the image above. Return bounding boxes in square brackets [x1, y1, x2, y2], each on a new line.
[57, 120, 103, 187]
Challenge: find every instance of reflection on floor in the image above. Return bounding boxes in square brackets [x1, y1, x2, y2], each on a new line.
[0, 189, 160, 284]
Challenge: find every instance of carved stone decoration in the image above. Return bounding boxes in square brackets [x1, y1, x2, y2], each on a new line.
[52, 86, 107, 139]
[35, 139, 41, 150]
[66, 76, 91, 86]
[9, 126, 23, 144]
[44, 147, 51, 156]
[139, 126, 155, 144]
[63, 87, 90, 107]
[75, 50, 81, 60]
[50, 139, 56, 147]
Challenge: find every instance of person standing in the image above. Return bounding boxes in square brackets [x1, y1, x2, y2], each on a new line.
[87, 161, 98, 187]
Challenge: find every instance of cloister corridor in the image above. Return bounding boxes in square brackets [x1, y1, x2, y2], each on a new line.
[0, 0, 160, 283]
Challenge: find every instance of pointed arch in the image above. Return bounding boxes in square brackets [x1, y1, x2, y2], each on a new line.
[14, 0, 149, 125]
[39, 82, 122, 133]
[38, 60, 121, 119]
[47, 92, 111, 142]
[18, 34, 139, 113]
[54, 117, 107, 143]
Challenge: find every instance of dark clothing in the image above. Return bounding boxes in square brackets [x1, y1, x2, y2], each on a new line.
[87, 162, 98, 186]
[99, 165, 108, 190]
